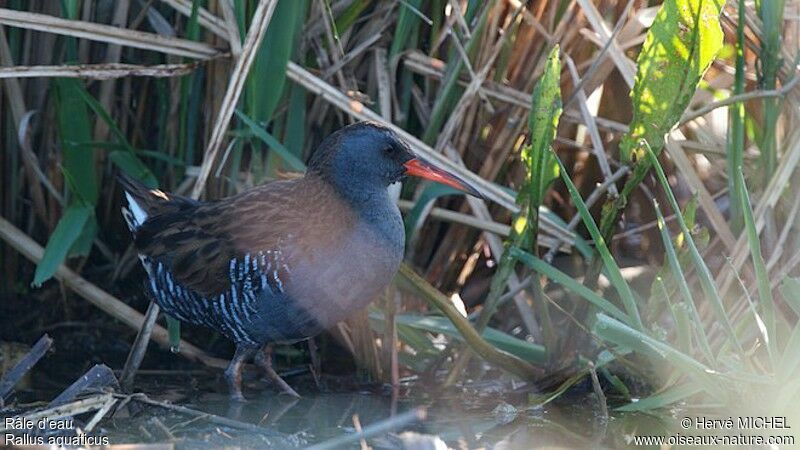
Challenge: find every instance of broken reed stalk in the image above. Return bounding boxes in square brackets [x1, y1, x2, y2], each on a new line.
[0, 216, 226, 369]
[119, 302, 160, 392]
[0, 334, 53, 405]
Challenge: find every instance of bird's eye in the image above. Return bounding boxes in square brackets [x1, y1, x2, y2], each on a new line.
[384, 146, 396, 156]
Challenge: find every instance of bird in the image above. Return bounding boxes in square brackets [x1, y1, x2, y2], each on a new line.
[119, 121, 482, 400]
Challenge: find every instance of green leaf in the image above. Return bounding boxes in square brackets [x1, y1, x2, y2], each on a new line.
[644, 142, 743, 354]
[522, 45, 562, 211]
[236, 110, 307, 171]
[284, 83, 307, 157]
[511, 247, 629, 324]
[335, 0, 372, 31]
[652, 200, 713, 361]
[166, 315, 181, 353]
[726, 0, 746, 233]
[593, 313, 726, 401]
[555, 155, 643, 329]
[477, 46, 564, 346]
[109, 151, 158, 187]
[72, 83, 157, 186]
[736, 169, 776, 363]
[247, 0, 306, 124]
[389, 313, 546, 364]
[68, 215, 97, 258]
[33, 204, 93, 287]
[529, 369, 590, 407]
[55, 78, 97, 205]
[596, 0, 725, 257]
[620, 0, 724, 164]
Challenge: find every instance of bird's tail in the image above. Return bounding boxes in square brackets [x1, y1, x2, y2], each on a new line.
[118, 173, 151, 232]
[118, 173, 197, 232]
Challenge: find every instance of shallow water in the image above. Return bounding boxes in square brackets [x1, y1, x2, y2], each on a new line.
[98, 373, 668, 449]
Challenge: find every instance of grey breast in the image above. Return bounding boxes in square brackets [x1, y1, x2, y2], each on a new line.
[284, 216, 403, 331]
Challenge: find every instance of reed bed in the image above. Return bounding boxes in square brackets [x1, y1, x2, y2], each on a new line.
[0, 0, 798, 416]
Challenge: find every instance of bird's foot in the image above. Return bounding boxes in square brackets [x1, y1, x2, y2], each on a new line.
[265, 365, 301, 398]
[256, 345, 301, 398]
[229, 390, 247, 403]
[307, 338, 322, 389]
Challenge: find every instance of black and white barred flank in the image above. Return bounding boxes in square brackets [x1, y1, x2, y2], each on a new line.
[142, 250, 289, 346]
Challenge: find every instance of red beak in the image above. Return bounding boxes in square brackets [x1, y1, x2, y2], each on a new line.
[403, 158, 484, 199]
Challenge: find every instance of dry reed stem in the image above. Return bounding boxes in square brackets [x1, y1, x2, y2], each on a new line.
[664, 135, 736, 251]
[0, 8, 220, 59]
[317, 0, 353, 94]
[434, 4, 522, 152]
[564, 54, 618, 197]
[718, 127, 800, 295]
[401, 51, 631, 133]
[322, 32, 382, 80]
[191, 0, 278, 199]
[571, 0, 642, 101]
[218, 0, 243, 56]
[0, 62, 202, 79]
[0, 216, 227, 369]
[766, 190, 800, 271]
[161, 0, 230, 40]
[92, 0, 130, 144]
[0, 394, 115, 433]
[0, 27, 51, 226]
[679, 75, 800, 125]
[398, 199, 507, 236]
[373, 48, 392, 121]
[575, 0, 635, 87]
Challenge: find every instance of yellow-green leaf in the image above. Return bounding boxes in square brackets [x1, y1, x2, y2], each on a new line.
[620, 0, 724, 163]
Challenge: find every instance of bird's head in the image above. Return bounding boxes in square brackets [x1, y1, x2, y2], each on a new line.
[308, 121, 483, 201]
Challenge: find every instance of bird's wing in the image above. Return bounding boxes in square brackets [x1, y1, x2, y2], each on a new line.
[134, 182, 300, 297]
[130, 177, 349, 299]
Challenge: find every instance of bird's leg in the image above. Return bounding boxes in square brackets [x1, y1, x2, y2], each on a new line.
[307, 338, 322, 389]
[255, 344, 301, 398]
[225, 345, 256, 402]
